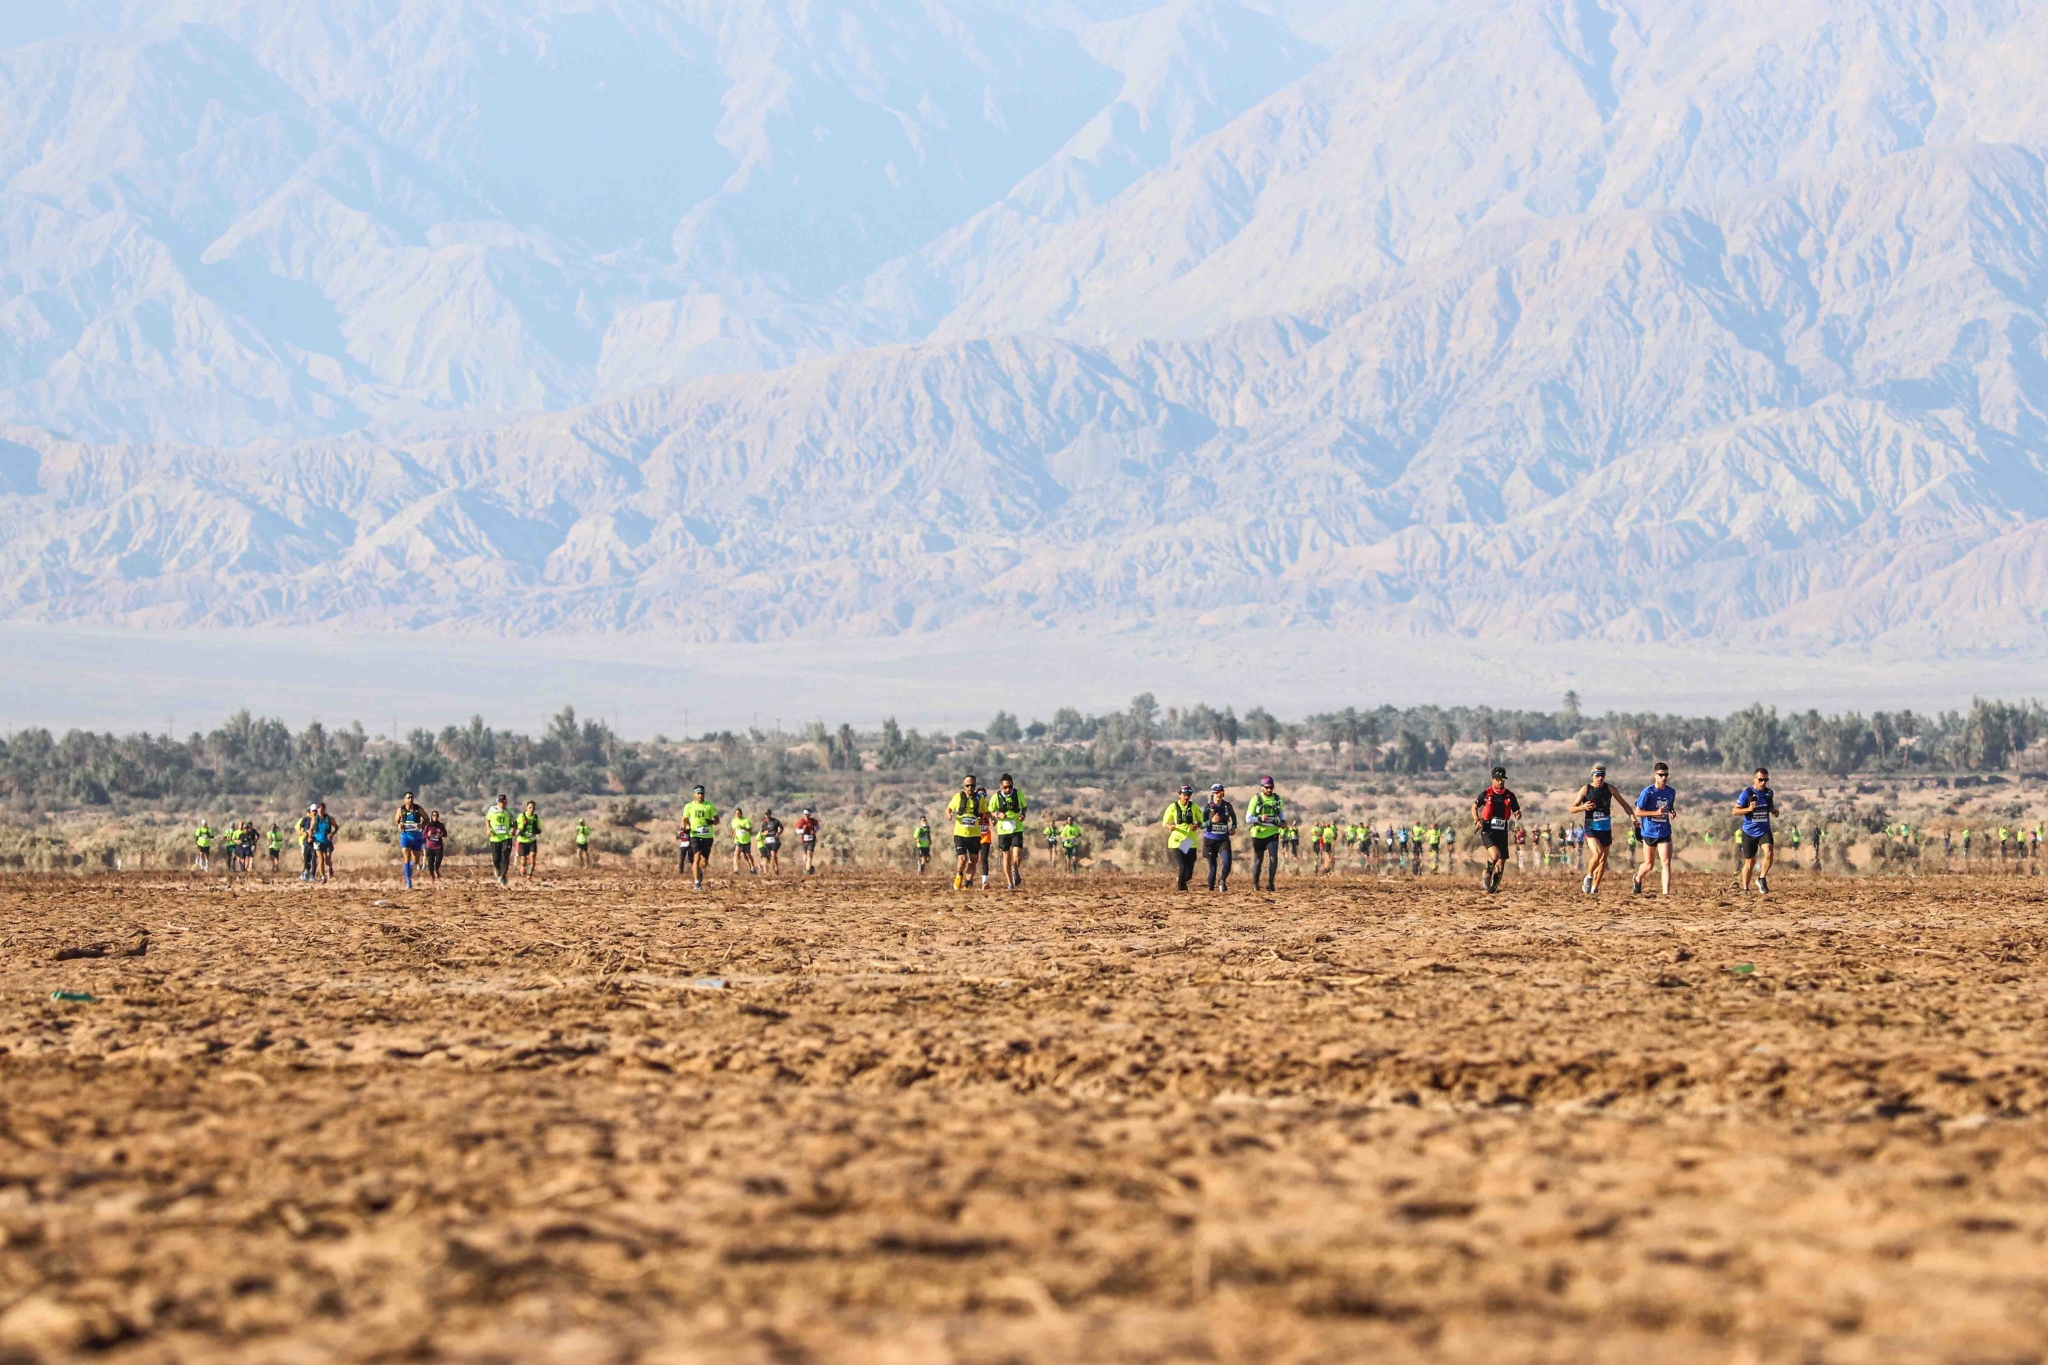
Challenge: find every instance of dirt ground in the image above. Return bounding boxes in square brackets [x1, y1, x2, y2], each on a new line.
[4, 863, 2048, 1364]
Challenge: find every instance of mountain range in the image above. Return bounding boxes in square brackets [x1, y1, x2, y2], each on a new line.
[1, 0, 2045, 650]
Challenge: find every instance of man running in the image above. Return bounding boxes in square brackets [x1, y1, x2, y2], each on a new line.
[311, 802, 338, 882]
[1247, 776, 1284, 891]
[1632, 762, 1678, 897]
[1059, 816, 1083, 873]
[485, 795, 514, 884]
[423, 808, 447, 883]
[194, 818, 213, 872]
[515, 800, 543, 879]
[680, 786, 718, 890]
[1570, 763, 1636, 895]
[947, 776, 988, 891]
[759, 809, 784, 874]
[1162, 785, 1200, 891]
[295, 804, 317, 881]
[1201, 783, 1237, 891]
[797, 808, 821, 875]
[1472, 766, 1520, 894]
[395, 790, 428, 890]
[1734, 767, 1777, 895]
[574, 816, 593, 867]
[913, 816, 932, 874]
[731, 806, 756, 874]
[990, 774, 1030, 890]
[266, 822, 283, 874]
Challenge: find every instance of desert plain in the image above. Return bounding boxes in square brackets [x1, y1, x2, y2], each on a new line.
[3, 864, 2047, 1363]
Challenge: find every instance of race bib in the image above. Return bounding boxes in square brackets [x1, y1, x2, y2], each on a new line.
[997, 819, 1019, 834]
[1488, 817, 1507, 830]
[1589, 816, 1611, 832]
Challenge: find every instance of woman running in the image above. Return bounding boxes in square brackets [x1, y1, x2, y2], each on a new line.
[759, 809, 784, 874]
[423, 809, 447, 883]
[516, 800, 542, 879]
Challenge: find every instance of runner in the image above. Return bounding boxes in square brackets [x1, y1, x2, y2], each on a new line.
[423, 808, 447, 883]
[1632, 762, 1678, 897]
[730, 805, 756, 875]
[1247, 777, 1285, 891]
[515, 800, 543, 879]
[395, 790, 428, 890]
[1427, 823, 1442, 874]
[946, 776, 988, 892]
[295, 804, 317, 881]
[1162, 785, 1200, 891]
[1569, 763, 1636, 895]
[238, 821, 258, 872]
[1472, 766, 1520, 894]
[194, 818, 213, 872]
[679, 786, 717, 890]
[1513, 821, 1527, 871]
[913, 816, 932, 874]
[759, 809, 784, 874]
[485, 795, 515, 885]
[574, 816, 593, 868]
[1201, 783, 1237, 892]
[976, 810, 994, 888]
[1059, 816, 1083, 873]
[311, 802, 338, 882]
[1441, 822, 1456, 873]
[797, 808, 821, 876]
[990, 774, 1030, 890]
[266, 822, 283, 874]
[1733, 766, 1777, 895]
[1043, 819, 1060, 863]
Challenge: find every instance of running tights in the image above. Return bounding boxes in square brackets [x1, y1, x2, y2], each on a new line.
[492, 841, 513, 879]
[1204, 838, 1232, 891]
[1173, 847, 1197, 891]
[1250, 835, 1279, 890]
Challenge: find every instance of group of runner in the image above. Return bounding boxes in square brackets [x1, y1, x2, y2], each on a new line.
[1473, 762, 1780, 896]
[934, 773, 1083, 890]
[673, 786, 823, 889]
[198, 751, 2046, 897]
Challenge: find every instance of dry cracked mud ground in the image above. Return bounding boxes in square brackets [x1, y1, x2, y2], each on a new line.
[4, 868, 2048, 1363]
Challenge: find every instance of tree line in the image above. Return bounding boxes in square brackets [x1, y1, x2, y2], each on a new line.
[1, 695, 2041, 814]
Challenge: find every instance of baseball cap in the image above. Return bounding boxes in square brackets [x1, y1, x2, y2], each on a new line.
[1210, 783, 1225, 792]
[1491, 766, 1506, 780]
[1259, 776, 1274, 787]
[1179, 784, 1194, 794]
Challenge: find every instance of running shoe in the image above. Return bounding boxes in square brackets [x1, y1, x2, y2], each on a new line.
[1582, 874, 1594, 895]
[1758, 875, 1770, 895]
[1631, 873, 1642, 895]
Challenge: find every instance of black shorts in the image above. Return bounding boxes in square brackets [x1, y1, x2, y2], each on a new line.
[1640, 833, 1671, 847]
[953, 834, 981, 857]
[689, 837, 714, 858]
[1480, 829, 1510, 857]
[996, 832, 1024, 852]
[517, 841, 537, 857]
[1584, 830, 1612, 848]
[1740, 832, 1773, 859]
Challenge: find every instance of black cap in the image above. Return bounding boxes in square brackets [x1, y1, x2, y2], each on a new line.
[1491, 766, 1506, 780]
